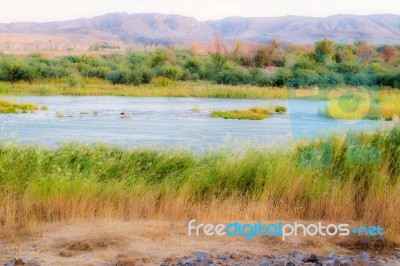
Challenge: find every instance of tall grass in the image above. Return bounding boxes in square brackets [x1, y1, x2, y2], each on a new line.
[322, 89, 400, 121]
[0, 99, 38, 113]
[0, 128, 400, 244]
[0, 80, 291, 98]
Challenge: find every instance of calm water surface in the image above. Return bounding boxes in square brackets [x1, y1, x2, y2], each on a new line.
[0, 96, 393, 151]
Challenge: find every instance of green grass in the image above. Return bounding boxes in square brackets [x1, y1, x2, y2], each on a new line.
[0, 99, 38, 114]
[0, 128, 399, 244]
[210, 105, 287, 120]
[274, 105, 288, 113]
[323, 90, 400, 121]
[0, 80, 291, 98]
[1, 80, 400, 104]
[211, 107, 271, 120]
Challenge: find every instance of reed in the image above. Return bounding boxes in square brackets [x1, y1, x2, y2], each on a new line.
[0, 128, 399, 244]
[0, 99, 38, 113]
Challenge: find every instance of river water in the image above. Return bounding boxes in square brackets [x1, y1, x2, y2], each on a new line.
[0, 96, 392, 151]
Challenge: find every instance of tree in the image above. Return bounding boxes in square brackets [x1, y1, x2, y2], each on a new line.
[0, 60, 27, 84]
[380, 45, 396, 63]
[354, 41, 376, 65]
[314, 39, 334, 63]
[253, 40, 283, 67]
[210, 33, 228, 68]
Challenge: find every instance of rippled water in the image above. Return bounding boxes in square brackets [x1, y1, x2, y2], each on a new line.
[0, 96, 393, 151]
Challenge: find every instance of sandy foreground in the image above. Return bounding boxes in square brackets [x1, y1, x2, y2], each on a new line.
[0, 219, 399, 265]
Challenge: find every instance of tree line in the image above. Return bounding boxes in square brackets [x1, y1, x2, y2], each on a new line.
[0, 38, 399, 88]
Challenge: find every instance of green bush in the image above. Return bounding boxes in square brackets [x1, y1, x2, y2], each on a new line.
[106, 70, 125, 85]
[215, 67, 249, 85]
[286, 68, 319, 88]
[249, 69, 272, 87]
[270, 68, 292, 87]
[344, 70, 377, 87]
[0, 41, 397, 88]
[317, 73, 344, 88]
[275, 105, 287, 113]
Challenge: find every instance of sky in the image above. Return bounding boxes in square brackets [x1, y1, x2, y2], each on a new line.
[1, 0, 399, 23]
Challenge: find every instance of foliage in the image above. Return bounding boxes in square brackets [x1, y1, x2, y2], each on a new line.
[1, 128, 400, 243]
[0, 40, 398, 89]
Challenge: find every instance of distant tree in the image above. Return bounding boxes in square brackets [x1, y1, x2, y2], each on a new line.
[379, 45, 396, 63]
[210, 33, 228, 68]
[150, 49, 169, 67]
[0, 60, 27, 84]
[354, 41, 376, 65]
[253, 39, 283, 67]
[334, 44, 357, 64]
[314, 39, 334, 63]
[190, 42, 200, 54]
[230, 41, 245, 64]
[214, 33, 227, 56]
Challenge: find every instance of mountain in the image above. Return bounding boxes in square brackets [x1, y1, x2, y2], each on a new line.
[207, 14, 400, 44]
[0, 13, 399, 53]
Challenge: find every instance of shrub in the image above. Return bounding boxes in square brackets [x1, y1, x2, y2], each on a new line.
[344, 70, 377, 87]
[67, 73, 84, 87]
[286, 69, 319, 88]
[249, 69, 272, 87]
[275, 105, 287, 113]
[215, 67, 249, 85]
[152, 77, 173, 87]
[317, 73, 344, 88]
[106, 70, 125, 85]
[270, 68, 292, 87]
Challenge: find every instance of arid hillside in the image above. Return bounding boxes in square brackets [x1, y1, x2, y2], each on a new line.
[0, 13, 399, 53]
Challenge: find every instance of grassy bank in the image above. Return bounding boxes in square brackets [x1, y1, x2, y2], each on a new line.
[323, 89, 400, 121]
[0, 80, 292, 98]
[1, 80, 400, 101]
[0, 128, 399, 244]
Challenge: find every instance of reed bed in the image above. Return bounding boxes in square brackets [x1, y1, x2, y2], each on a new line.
[0, 128, 399, 244]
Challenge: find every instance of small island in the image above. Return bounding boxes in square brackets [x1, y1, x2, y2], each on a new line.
[0, 99, 39, 114]
[210, 105, 287, 120]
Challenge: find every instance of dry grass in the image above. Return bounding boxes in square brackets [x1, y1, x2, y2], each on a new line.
[0, 128, 399, 247]
[0, 80, 292, 98]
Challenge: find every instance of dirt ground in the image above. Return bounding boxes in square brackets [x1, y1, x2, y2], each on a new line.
[0, 219, 398, 265]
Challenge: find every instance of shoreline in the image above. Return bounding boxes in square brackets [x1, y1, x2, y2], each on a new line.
[1, 220, 399, 265]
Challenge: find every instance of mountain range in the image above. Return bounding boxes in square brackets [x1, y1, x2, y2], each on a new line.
[0, 13, 399, 52]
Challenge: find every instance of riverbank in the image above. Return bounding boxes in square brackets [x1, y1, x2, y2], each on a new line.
[1, 220, 399, 265]
[0, 128, 399, 244]
[1, 80, 400, 100]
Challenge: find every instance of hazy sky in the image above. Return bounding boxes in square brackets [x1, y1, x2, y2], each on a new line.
[1, 0, 399, 23]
